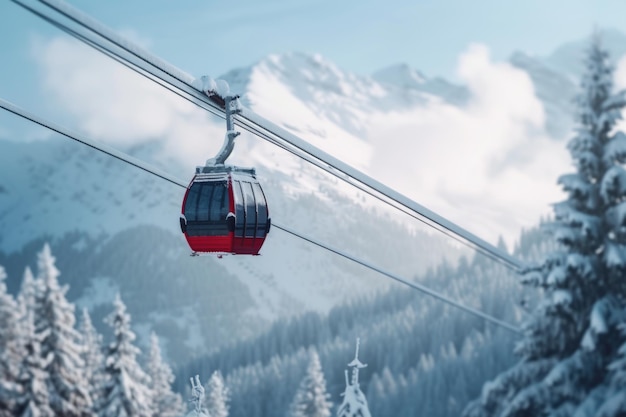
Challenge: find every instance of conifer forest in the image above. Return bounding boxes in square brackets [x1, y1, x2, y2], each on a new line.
[1, 8, 626, 417]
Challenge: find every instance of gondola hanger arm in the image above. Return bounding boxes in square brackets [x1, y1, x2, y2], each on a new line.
[195, 76, 241, 166]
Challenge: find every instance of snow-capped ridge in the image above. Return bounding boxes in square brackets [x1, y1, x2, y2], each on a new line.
[219, 51, 382, 105]
[508, 49, 578, 138]
[543, 28, 626, 78]
[372, 62, 469, 106]
[372, 63, 426, 88]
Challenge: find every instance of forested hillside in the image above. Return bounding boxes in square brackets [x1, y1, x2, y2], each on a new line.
[463, 36, 626, 417]
[176, 227, 548, 417]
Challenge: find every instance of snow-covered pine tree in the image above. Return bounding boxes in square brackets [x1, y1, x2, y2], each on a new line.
[0, 266, 22, 417]
[17, 267, 38, 320]
[33, 244, 93, 417]
[79, 308, 106, 413]
[596, 322, 626, 416]
[14, 303, 54, 417]
[337, 339, 371, 417]
[287, 348, 332, 417]
[146, 332, 184, 417]
[462, 34, 626, 417]
[186, 375, 210, 417]
[99, 293, 154, 417]
[205, 370, 229, 417]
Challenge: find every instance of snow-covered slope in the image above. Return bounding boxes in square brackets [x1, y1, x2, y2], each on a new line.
[0, 139, 180, 249]
[508, 51, 577, 138]
[373, 63, 470, 106]
[0, 134, 466, 364]
[506, 29, 626, 139]
[543, 28, 626, 79]
[0, 91, 467, 365]
[220, 52, 388, 171]
[2, 31, 626, 364]
[373, 63, 426, 88]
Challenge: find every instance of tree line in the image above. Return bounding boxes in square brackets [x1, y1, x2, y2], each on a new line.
[0, 244, 350, 417]
[0, 244, 191, 417]
[463, 35, 626, 417]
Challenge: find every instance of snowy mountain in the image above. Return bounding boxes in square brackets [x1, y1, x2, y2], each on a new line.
[0, 139, 179, 250]
[511, 28, 626, 139]
[2, 30, 626, 366]
[219, 51, 393, 170]
[508, 51, 577, 138]
[373, 63, 427, 88]
[543, 28, 626, 78]
[0, 100, 467, 365]
[372, 63, 470, 106]
[177, 227, 552, 417]
[0, 134, 469, 360]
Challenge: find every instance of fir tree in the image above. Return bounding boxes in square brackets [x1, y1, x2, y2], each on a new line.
[33, 244, 93, 417]
[17, 267, 38, 320]
[187, 375, 210, 417]
[0, 266, 22, 417]
[99, 294, 154, 417]
[14, 305, 54, 417]
[337, 339, 371, 417]
[79, 308, 106, 412]
[206, 370, 229, 417]
[596, 322, 626, 416]
[146, 332, 184, 417]
[463, 34, 626, 417]
[287, 349, 332, 417]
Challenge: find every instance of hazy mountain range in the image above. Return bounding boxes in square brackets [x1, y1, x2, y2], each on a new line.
[1, 29, 625, 366]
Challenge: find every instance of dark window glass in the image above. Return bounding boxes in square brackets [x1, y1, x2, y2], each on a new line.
[209, 183, 228, 221]
[253, 183, 267, 238]
[243, 182, 257, 237]
[184, 183, 201, 221]
[184, 180, 230, 236]
[233, 181, 245, 237]
[197, 184, 212, 221]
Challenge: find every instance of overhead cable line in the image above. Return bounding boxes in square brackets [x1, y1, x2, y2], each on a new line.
[0, 97, 521, 335]
[12, 0, 525, 273]
[9, 0, 224, 121]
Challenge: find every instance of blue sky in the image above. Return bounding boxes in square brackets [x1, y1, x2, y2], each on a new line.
[2, 0, 625, 82]
[2, 0, 624, 127]
[0, 0, 624, 119]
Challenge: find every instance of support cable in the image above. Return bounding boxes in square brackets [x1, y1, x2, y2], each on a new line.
[0, 97, 521, 334]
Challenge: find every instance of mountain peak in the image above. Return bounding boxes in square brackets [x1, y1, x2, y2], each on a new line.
[218, 51, 368, 109]
[253, 51, 357, 93]
[544, 28, 626, 77]
[372, 63, 426, 89]
[261, 51, 341, 73]
[219, 51, 391, 140]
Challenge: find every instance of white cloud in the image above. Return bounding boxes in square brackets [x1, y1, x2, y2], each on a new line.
[34, 36, 571, 248]
[367, 44, 569, 247]
[615, 53, 626, 90]
[32, 36, 224, 170]
[614, 53, 626, 135]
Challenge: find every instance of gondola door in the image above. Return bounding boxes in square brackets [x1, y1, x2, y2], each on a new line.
[231, 177, 269, 255]
[232, 179, 246, 252]
[181, 175, 233, 254]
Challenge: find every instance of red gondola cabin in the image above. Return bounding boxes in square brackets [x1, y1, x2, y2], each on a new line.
[180, 166, 270, 255]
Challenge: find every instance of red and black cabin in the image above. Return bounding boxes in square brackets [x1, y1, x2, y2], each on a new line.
[180, 166, 270, 255]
